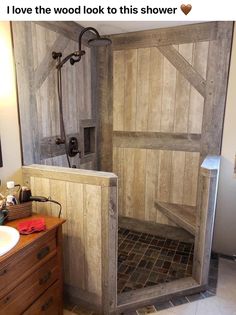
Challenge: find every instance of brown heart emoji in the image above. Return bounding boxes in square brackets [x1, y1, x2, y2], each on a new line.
[180, 4, 192, 15]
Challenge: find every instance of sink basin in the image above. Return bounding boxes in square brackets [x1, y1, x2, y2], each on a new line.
[0, 226, 20, 256]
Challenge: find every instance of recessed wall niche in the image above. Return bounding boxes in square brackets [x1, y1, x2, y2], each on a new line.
[80, 119, 97, 164]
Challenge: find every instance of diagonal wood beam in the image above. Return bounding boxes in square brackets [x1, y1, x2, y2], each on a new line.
[158, 45, 206, 97]
[35, 21, 95, 44]
[34, 35, 70, 90]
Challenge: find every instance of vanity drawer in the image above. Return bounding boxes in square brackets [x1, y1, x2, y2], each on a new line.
[0, 255, 59, 315]
[0, 231, 56, 295]
[23, 280, 60, 315]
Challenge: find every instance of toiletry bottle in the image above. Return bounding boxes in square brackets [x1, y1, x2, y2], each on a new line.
[5, 181, 18, 205]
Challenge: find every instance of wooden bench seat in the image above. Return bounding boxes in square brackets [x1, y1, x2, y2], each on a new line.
[154, 201, 196, 235]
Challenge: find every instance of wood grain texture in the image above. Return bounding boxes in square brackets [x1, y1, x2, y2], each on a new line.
[111, 22, 232, 231]
[183, 152, 200, 206]
[170, 151, 185, 204]
[22, 164, 118, 313]
[147, 48, 163, 132]
[158, 45, 206, 97]
[124, 49, 137, 131]
[119, 216, 194, 243]
[34, 21, 94, 44]
[187, 42, 209, 134]
[111, 22, 219, 50]
[97, 46, 113, 171]
[193, 155, 220, 285]
[84, 184, 102, 300]
[1, 215, 65, 315]
[174, 44, 193, 133]
[136, 48, 150, 131]
[155, 202, 196, 235]
[113, 50, 125, 131]
[113, 148, 199, 224]
[12, 22, 40, 164]
[101, 186, 118, 313]
[22, 164, 117, 187]
[34, 35, 69, 90]
[161, 52, 176, 132]
[117, 277, 199, 311]
[145, 150, 172, 225]
[201, 34, 233, 157]
[12, 22, 94, 168]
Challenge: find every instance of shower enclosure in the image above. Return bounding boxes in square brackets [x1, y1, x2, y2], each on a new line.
[12, 21, 233, 314]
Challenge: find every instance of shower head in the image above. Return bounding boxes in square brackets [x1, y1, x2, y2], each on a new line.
[88, 37, 112, 47]
[52, 26, 112, 68]
[78, 27, 112, 50]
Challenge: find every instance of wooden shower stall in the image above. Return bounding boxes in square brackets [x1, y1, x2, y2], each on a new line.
[12, 21, 233, 313]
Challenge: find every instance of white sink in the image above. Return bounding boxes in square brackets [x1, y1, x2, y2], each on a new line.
[0, 226, 20, 256]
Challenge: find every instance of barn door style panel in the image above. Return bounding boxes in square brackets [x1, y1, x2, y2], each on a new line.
[12, 22, 98, 170]
[110, 22, 233, 226]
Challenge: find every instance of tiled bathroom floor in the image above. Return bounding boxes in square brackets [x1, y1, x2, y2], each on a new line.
[63, 256, 223, 315]
[117, 227, 194, 293]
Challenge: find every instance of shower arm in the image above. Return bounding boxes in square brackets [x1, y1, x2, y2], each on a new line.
[78, 27, 100, 51]
[68, 27, 100, 66]
[55, 50, 85, 69]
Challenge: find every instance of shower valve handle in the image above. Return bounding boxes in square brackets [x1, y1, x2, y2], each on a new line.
[55, 138, 65, 145]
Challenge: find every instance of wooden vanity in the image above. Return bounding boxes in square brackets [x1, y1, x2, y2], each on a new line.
[0, 214, 65, 314]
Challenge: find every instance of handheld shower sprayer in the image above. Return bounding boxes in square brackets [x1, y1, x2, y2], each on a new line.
[52, 26, 112, 168]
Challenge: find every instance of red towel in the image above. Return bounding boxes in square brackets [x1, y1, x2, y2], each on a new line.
[18, 218, 46, 235]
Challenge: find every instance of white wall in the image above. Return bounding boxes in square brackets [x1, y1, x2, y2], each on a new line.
[0, 21, 22, 185]
[213, 25, 236, 256]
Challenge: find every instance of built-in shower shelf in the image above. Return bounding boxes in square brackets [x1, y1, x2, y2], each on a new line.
[154, 201, 196, 235]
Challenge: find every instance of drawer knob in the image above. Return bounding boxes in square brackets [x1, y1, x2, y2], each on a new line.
[41, 297, 53, 311]
[0, 269, 7, 276]
[37, 246, 50, 260]
[39, 271, 52, 285]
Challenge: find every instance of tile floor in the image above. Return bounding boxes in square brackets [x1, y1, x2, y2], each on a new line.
[118, 227, 194, 293]
[63, 257, 236, 315]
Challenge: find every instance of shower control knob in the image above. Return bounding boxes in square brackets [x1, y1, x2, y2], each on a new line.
[68, 137, 80, 157]
[52, 51, 62, 59]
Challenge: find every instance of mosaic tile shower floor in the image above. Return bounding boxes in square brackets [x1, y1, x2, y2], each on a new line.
[117, 227, 194, 293]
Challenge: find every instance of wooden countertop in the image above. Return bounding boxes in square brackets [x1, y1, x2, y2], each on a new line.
[0, 213, 65, 263]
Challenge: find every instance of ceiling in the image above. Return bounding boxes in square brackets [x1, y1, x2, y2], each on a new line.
[77, 21, 199, 35]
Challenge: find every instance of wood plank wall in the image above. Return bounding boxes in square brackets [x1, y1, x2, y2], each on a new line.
[109, 22, 233, 224]
[12, 22, 96, 169]
[22, 165, 118, 313]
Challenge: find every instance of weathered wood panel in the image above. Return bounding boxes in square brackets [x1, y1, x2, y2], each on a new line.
[111, 22, 232, 230]
[201, 36, 233, 157]
[111, 22, 220, 50]
[148, 48, 163, 132]
[113, 148, 200, 223]
[113, 50, 125, 131]
[124, 49, 137, 131]
[12, 22, 95, 169]
[22, 165, 118, 313]
[12, 22, 40, 164]
[113, 131, 201, 152]
[158, 45, 206, 97]
[97, 46, 113, 171]
[112, 45, 208, 135]
[35, 21, 95, 43]
[193, 156, 220, 285]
